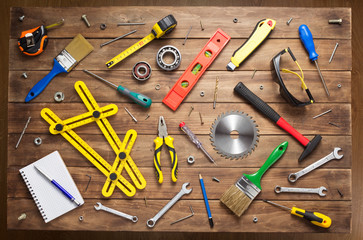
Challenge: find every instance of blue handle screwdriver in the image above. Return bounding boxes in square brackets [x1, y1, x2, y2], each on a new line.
[299, 24, 330, 96]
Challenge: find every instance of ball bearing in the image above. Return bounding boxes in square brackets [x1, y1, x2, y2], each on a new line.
[132, 61, 152, 81]
[156, 45, 181, 71]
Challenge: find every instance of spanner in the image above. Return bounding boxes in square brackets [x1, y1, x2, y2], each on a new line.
[288, 147, 343, 182]
[275, 186, 327, 197]
[94, 202, 138, 222]
[147, 182, 192, 228]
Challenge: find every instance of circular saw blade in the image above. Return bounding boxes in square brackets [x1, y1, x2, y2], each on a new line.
[210, 111, 259, 159]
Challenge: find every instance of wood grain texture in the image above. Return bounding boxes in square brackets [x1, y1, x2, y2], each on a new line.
[2, 2, 357, 240]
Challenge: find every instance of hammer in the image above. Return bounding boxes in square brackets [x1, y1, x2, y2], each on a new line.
[234, 82, 321, 161]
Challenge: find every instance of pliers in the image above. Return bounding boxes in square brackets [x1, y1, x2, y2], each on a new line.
[154, 116, 178, 184]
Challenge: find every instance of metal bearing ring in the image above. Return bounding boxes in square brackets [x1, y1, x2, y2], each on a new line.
[132, 61, 152, 81]
[187, 156, 195, 164]
[156, 45, 181, 71]
[155, 84, 161, 90]
[54, 92, 65, 102]
[100, 23, 107, 30]
[34, 137, 42, 146]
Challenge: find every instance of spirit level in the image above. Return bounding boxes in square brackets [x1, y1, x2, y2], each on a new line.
[41, 81, 146, 197]
[162, 29, 231, 111]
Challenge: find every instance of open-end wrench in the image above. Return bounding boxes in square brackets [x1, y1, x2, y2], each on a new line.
[147, 182, 192, 228]
[288, 147, 343, 183]
[275, 186, 327, 197]
[94, 202, 138, 222]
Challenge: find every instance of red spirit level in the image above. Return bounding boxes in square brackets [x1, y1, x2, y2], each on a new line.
[162, 29, 231, 111]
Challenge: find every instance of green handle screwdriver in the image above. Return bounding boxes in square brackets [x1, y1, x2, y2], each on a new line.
[83, 70, 152, 108]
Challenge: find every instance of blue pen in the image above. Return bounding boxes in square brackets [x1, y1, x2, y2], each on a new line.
[34, 165, 80, 206]
[199, 173, 214, 228]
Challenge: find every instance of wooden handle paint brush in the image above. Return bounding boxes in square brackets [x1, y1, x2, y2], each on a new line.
[25, 34, 94, 102]
[220, 141, 288, 217]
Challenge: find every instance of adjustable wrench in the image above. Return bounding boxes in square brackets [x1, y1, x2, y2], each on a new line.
[147, 182, 192, 228]
[94, 202, 138, 222]
[275, 186, 327, 197]
[288, 147, 343, 183]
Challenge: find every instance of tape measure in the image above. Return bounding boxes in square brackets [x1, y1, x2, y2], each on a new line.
[106, 14, 177, 68]
[41, 81, 146, 197]
[18, 19, 64, 56]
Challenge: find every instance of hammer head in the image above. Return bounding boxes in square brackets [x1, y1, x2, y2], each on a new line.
[298, 135, 322, 162]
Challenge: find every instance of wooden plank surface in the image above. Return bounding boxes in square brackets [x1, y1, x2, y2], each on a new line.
[7, 6, 351, 234]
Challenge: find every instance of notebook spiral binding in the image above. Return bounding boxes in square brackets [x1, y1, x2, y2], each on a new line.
[20, 170, 48, 221]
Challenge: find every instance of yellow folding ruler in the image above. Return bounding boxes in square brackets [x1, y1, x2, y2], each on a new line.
[41, 81, 146, 197]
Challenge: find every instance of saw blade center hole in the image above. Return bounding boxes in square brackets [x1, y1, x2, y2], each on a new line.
[230, 130, 239, 139]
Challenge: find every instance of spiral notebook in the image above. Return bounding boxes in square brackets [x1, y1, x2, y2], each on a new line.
[19, 151, 84, 223]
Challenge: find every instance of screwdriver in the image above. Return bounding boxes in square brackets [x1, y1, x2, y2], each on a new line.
[299, 24, 330, 96]
[83, 70, 152, 108]
[263, 200, 332, 228]
[179, 122, 216, 164]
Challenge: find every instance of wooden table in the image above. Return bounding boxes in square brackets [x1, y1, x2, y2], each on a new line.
[7, 7, 351, 233]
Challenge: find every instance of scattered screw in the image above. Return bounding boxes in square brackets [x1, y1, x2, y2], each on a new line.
[188, 106, 194, 117]
[15, 117, 31, 149]
[117, 22, 145, 26]
[329, 122, 340, 128]
[34, 137, 42, 146]
[233, 18, 238, 23]
[22, 72, 28, 79]
[170, 206, 194, 225]
[199, 112, 204, 125]
[84, 174, 92, 192]
[183, 26, 193, 45]
[329, 43, 339, 63]
[100, 30, 137, 47]
[18, 213, 27, 221]
[253, 217, 258, 223]
[200, 91, 205, 97]
[145, 114, 150, 120]
[337, 189, 344, 198]
[212, 177, 220, 182]
[313, 109, 332, 119]
[79, 216, 84, 221]
[338, 84, 342, 88]
[19, 15, 25, 22]
[100, 23, 107, 30]
[286, 18, 293, 25]
[260, 85, 264, 90]
[144, 196, 148, 207]
[213, 76, 219, 109]
[200, 20, 204, 31]
[124, 107, 137, 123]
[251, 69, 257, 79]
[329, 19, 343, 24]
[81, 14, 90, 27]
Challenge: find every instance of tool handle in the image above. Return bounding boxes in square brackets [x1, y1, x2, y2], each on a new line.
[244, 141, 288, 190]
[291, 207, 332, 228]
[299, 24, 318, 61]
[153, 137, 164, 184]
[25, 58, 67, 102]
[164, 136, 178, 182]
[179, 122, 202, 148]
[117, 86, 152, 108]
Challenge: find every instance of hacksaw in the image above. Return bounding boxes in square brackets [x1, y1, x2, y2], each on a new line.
[41, 81, 146, 197]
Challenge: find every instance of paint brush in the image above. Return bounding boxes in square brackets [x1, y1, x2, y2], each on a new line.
[25, 34, 94, 102]
[220, 141, 288, 217]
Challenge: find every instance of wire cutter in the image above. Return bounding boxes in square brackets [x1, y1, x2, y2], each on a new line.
[154, 116, 178, 184]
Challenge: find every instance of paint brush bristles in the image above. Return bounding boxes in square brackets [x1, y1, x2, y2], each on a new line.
[220, 184, 253, 217]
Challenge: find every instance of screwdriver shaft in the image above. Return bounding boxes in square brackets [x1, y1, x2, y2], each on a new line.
[83, 70, 118, 89]
[314, 60, 330, 96]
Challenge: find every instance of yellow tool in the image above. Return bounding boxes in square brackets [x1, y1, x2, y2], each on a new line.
[106, 15, 177, 68]
[154, 116, 178, 183]
[227, 18, 276, 71]
[263, 200, 332, 228]
[41, 81, 146, 197]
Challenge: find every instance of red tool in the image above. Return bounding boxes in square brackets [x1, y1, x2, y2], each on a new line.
[163, 29, 231, 111]
[234, 82, 321, 161]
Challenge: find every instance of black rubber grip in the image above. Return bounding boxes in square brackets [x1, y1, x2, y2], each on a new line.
[234, 82, 281, 123]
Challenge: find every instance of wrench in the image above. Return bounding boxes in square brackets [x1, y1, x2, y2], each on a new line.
[94, 202, 138, 222]
[275, 186, 327, 197]
[147, 182, 192, 228]
[288, 147, 343, 183]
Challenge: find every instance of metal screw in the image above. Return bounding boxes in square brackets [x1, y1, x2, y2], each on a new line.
[100, 23, 107, 30]
[15, 117, 31, 149]
[337, 189, 344, 197]
[338, 84, 342, 88]
[81, 14, 90, 27]
[117, 23, 145, 26]
[183, 26, 192, 45]
[200, 20, 204, 31]
[212, 177, 220, 182]
[124, 107, 137, 123]
[329, 19, 343, 24]
[18, 213, 27, 221]
[19, 15, 25, 22]
[313, 109, 332, 119]
[22, 72, 28, 79]
[260, 85, 264, 90]
[329, 122, 340, 128]
[100, 30, 136, 47]
[144, 196, 148, 207]
[188, 106, 194, 117]
[233, 18, 238, 23]
[251, 69, 257, 79]
[200, 91, 205, 97]
[286, 18, 293, 25]
[199, 112, 204, 125]
[329, 43, 339, 63]
[145, 114, 150, 120]
[253, 217, 258, 223]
